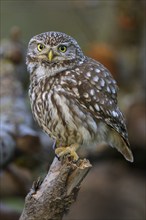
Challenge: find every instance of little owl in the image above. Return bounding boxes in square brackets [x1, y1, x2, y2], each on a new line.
[26, 31, 133, 162]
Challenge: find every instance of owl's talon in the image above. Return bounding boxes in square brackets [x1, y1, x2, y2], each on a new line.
[55, 145, 79, 162]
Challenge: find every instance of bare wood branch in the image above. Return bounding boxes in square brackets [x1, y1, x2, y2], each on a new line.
[19, 157, 92, 220]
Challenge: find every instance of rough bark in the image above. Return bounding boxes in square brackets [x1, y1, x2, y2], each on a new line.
[19, 157, 92, 220]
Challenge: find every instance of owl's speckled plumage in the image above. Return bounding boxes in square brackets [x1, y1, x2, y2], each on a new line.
[26, 31, 133, 162]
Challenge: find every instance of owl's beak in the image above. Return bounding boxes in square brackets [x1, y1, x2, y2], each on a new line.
[48, 49, 53, 62]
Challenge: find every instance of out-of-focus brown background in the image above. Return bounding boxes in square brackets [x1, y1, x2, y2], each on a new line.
[0, 1, 146, 220]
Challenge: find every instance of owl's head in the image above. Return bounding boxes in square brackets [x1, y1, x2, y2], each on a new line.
[26, 31, 85, 78]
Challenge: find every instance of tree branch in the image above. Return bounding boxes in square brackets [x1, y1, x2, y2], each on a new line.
[19, 157, 92, 220]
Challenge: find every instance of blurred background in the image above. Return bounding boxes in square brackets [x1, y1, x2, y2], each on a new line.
[0, 1, 146, 220]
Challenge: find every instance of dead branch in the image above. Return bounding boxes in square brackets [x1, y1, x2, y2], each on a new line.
[19, 157, 92, 220]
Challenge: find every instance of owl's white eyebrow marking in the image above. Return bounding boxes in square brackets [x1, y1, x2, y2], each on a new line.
[93, 76, 99, 82]
[94, 103, 100, 111]
[95, 68, 100, 73]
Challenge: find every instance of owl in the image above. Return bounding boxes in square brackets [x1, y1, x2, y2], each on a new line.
[26, 31, 133, 162]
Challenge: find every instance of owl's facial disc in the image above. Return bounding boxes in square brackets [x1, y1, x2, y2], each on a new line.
[26, 31, 85, 76]
[28, 39, 82, 64]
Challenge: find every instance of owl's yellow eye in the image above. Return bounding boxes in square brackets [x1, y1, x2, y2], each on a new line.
[37, 43, 44, 52]
[58, 45, 67, 53]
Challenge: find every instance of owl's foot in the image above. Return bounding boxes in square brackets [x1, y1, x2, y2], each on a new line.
[55, 144, 79, 162]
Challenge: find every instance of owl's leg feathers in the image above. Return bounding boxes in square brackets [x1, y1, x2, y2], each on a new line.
[55, 144, 79, 162]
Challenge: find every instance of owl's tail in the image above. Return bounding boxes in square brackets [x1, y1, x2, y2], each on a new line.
[108, 129, 134, 162]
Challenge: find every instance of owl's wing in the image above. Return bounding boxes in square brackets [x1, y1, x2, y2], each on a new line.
[72, 57, 130, 147]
